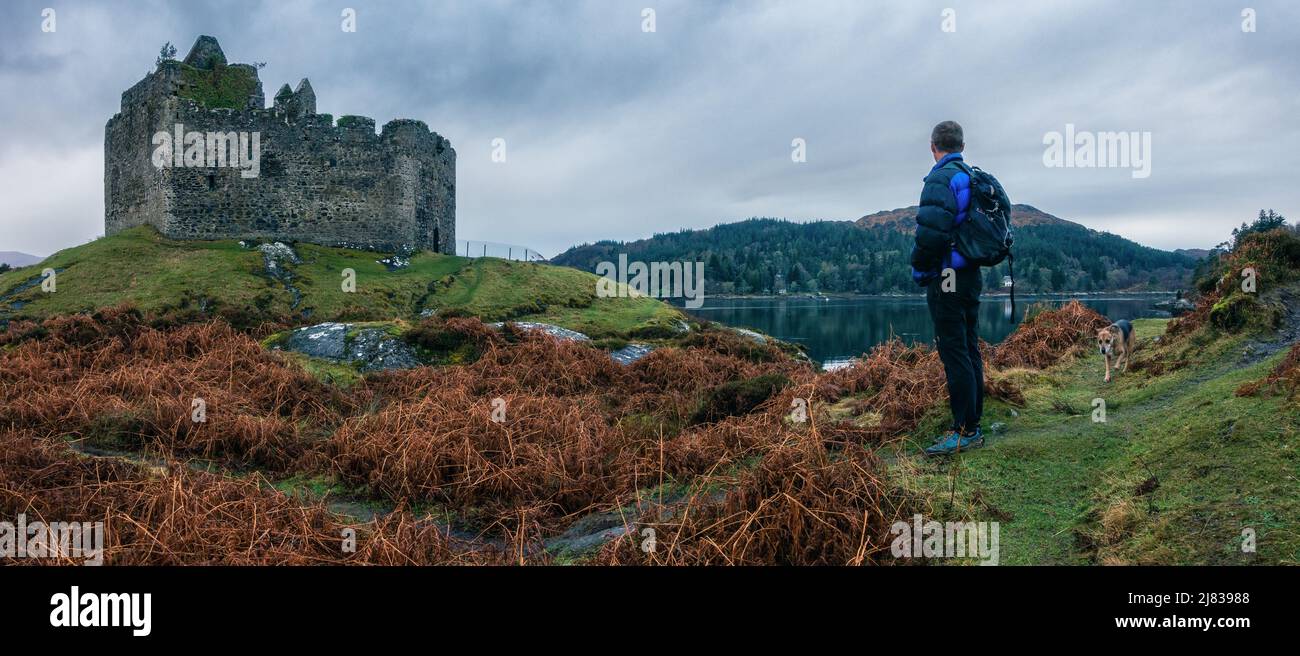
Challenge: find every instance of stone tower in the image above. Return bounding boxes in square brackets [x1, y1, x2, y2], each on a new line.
[105, 36, 456, 254]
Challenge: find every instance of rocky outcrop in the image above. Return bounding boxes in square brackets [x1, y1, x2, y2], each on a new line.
[272, 322, 422, 372]
[609, 343, 654, 365]
[490, 322, 591, 342]
[1154, 297, 1196, 316]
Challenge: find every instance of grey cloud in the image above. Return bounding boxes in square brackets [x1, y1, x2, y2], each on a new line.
[1, 0, 1297, 257]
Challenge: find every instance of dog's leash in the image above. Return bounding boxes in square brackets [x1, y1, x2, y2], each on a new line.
[1007, 254, 1016, 323]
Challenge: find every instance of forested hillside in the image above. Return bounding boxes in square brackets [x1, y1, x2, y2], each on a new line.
[553, 205, 1197, 294]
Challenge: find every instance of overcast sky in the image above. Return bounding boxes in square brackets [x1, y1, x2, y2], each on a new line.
[1, 0, 1297, 258]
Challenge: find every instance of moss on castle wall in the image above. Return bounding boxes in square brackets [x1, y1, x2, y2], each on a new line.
[178, 62, 258, 110]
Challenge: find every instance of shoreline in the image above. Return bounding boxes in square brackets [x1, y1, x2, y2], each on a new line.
[689, 290, 1180, 303]
[676, 293, 1186, 368]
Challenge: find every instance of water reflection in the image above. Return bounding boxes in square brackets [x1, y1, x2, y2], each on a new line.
[685, 294, 1173, 365]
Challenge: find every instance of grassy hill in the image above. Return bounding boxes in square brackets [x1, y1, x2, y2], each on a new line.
[2, 225, 1295, 565]
[898, 316, 1298, 564]
[892, 226, 1300, 564]
[552, 206, 1198, 295]
[0, 226, 683, 339]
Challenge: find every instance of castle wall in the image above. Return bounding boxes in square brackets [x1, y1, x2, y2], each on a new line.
[105, 66, 183, 237]
[104, 46, 455, 255]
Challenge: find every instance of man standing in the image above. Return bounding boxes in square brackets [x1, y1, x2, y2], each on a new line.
[911, 121, 1002, 456]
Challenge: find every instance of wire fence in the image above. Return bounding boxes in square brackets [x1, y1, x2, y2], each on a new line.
[455, 240, 548, 262]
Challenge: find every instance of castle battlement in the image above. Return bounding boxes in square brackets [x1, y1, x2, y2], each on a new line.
[105, 36, 455, 254]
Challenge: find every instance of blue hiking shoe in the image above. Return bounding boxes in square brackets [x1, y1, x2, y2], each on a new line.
[931, 425, 982, 443]
[924, 429, 984, 456]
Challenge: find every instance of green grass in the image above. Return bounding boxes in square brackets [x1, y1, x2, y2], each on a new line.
[275, 351, 364, 387]
[0, 227, 282, 317]
[288, 243, 467, 319]
[0, 226, 684, 339]
[271, 473, 345, 500]
[897, 318, 1300, 565]
[176, 61, 260, 110]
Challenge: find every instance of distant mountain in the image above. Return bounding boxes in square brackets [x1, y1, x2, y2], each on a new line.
[1174, 248, 1214, 260]
[0, 251, 43, 268]
[552, 206, 1198, 295]
[857, 204, 1071, 231]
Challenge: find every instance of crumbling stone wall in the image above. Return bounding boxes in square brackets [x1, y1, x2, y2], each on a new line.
[104, 36, 455, 254]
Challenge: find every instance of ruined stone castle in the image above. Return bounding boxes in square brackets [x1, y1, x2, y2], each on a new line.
[105, 36, 455, 254]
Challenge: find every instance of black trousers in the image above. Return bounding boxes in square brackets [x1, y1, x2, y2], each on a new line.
[926, 267, 984, 434]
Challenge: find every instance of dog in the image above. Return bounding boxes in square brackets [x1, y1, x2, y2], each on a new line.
[1096, 319, 1135, 382]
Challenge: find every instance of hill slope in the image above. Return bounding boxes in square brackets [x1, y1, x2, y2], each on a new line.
[2, 228, 1294, 565]
[902, 227, 1300, 563]
[899, 315, 1299, 564]
[0, 227, 683, 339]
[553, 206, 1197, 294]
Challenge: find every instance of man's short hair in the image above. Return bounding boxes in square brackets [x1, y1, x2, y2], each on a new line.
[931, 121, 964, 153]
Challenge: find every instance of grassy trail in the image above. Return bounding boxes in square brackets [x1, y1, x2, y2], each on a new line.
[899, 318, 1300, 565]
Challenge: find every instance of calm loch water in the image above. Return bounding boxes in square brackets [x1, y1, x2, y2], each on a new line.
[684, 294, 1173, 366]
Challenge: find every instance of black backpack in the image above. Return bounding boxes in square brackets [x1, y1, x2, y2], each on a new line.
[950, 161, 1013, 267]
[951, 161, 1018, 319]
